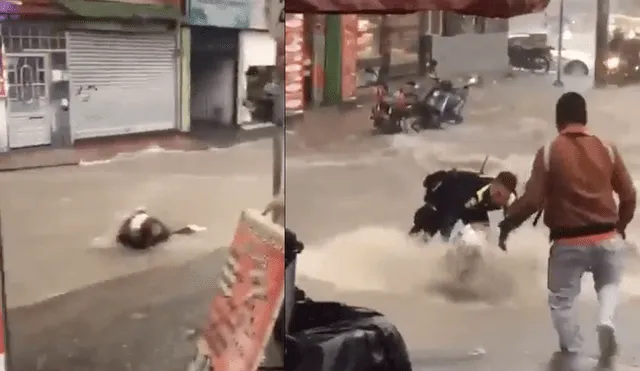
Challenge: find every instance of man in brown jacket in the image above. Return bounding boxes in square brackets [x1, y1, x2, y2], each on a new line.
[498, 92, 636, 366]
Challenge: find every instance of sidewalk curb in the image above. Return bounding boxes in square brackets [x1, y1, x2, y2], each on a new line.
[0, 126, 278, 173]
[0, 161, 80, 173]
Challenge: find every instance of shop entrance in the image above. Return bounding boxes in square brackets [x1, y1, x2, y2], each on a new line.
[189, 27, 239, 133]
[5, 53, 52, 148]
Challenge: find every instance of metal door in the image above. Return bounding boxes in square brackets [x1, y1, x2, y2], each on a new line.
[67, 31, 176, 139]
[5, 53, 52, 148]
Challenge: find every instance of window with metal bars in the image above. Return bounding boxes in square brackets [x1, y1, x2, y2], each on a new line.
[0, 24, 66, 53]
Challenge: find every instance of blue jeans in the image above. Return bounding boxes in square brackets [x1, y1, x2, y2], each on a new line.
[547, 235, 626, 352]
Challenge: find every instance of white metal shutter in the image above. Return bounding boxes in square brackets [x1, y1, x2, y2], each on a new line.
[67, 31, 176, 139]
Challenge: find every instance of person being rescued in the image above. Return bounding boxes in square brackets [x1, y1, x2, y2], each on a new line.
[409, 169, 518, 241]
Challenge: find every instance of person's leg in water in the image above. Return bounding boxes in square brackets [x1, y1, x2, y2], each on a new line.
[589, 235, 625, 367]
[547, 242, 590, 360]
[444, 212, 491, 281]
[460, 211, 490, 236]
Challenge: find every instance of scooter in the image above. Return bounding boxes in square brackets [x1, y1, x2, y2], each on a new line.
[407, 60, 478, 131]
[368, 72, 415, 135]
[419, 74, 477, 128]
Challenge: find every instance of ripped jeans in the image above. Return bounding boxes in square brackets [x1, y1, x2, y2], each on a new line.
[547, 235, 626, 352]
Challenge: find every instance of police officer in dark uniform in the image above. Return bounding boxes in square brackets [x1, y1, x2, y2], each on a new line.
[410, 170, 518, 241]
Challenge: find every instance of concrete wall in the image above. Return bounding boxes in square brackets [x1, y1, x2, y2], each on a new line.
[237, 30, 276, 125]
[180, 27, 191, 132]
[0, 101, 7, 152]
[431, 32, 509, 80]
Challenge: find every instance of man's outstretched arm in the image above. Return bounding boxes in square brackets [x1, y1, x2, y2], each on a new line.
[504, 147, 547, 227]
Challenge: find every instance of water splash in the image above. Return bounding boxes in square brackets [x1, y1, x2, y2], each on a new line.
[297, 224, 640, 307]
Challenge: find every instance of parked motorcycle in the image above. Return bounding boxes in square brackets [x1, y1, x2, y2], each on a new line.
[507, 43, 552, 73]
[367, 70, 414, 134]
[367, 60, 477, 134]
[415, 63, 478, 129]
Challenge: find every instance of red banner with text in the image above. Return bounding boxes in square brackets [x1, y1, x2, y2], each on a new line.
[284, 14, 305, 113]
[340, 15, 358, 102]
[187, 209, 285, 371]
[0, 43, 6, 99]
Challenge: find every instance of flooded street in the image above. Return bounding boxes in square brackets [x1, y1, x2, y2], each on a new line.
[0, 140, 273, 308]
[5, 73, 640, 370]
[286, 75, 640, 369]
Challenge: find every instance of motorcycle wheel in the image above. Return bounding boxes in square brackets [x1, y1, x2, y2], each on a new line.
[403, 116, 421, 133]
[530, 57, 551, 74]
[372, 118, 383, 129]
[410, 120, 422, 133]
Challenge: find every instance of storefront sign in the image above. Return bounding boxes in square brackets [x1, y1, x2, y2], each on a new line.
[341, 15, 358, 102]
[284, 14, 304, 113]
[187, 0, 252, 28]
[187, 0, 283, 31]
[0, 0, 19, 21]
[0, 43, 5, 99]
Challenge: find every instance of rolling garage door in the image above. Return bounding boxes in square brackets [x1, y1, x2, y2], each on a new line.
[67, 31, 176, 139]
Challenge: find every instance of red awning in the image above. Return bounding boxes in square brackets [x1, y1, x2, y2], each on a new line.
[285, 0, 550, 18]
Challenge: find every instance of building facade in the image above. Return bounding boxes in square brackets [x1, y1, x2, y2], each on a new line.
[184, 0, 277, 132]
[285, 12, 509, 109]
[0, 0, 182, 152]
[430, 12, 509, 79]
[353, 12, 509, 95]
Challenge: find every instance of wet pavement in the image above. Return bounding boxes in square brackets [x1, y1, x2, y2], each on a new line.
[287, 74, 640, 370]
[0, 140, 278, 309]
[7, 252, 227, 371]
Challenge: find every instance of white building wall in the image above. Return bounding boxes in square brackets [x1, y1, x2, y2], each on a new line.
[0, 101, 7, 152]
[237, 30, 276, 125]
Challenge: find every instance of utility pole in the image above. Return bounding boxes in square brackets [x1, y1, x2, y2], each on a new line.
[553, 0, 565, 87]
[594, 0, 610, 87]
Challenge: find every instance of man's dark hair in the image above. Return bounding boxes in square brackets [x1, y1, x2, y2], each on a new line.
[494, 171, 518, 194]
[556, 92, 587, 127]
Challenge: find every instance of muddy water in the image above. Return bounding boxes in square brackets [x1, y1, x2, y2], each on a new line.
[297, 225, 640, 307]
[289, 79, 640, 309]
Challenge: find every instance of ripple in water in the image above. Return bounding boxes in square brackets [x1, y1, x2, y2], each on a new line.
[297, 225, 640, 307]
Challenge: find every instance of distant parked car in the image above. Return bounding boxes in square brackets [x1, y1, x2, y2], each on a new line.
[550, 47, 593, 76]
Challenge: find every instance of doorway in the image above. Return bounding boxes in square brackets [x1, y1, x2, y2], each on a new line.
[5, 53, 52, 149]
[189, 27, 239, 135]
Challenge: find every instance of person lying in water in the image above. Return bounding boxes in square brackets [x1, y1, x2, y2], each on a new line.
[410, 169, 518, 242]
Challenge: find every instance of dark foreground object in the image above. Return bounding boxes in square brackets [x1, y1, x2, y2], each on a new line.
[288, 298, 413, 371]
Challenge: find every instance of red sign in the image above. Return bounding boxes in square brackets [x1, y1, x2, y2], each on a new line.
[188, 210, 285, 371]
[285, 14, 305, 113]
[341, 15, 358, 101]
[0, 46, 6, 99]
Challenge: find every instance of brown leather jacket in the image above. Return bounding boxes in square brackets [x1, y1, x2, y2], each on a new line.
[506, 125, 636, 239]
